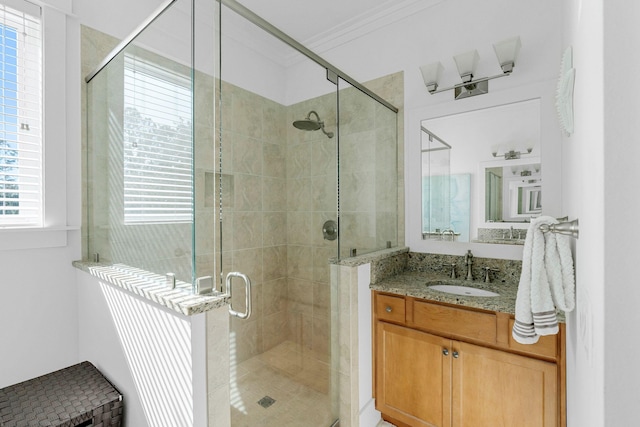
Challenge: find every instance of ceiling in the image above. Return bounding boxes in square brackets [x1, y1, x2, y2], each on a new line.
[235, 0, 441, 48]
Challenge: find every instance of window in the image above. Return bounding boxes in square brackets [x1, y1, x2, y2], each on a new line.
[0, 2, 41, 227]
[123, 54, 193, 224]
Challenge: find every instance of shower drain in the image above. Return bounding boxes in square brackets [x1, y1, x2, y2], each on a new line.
[257, 395, 276, 408]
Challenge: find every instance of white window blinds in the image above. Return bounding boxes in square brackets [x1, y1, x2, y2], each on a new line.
[123, 54, 193, 224]
[0, 1, 41, 227]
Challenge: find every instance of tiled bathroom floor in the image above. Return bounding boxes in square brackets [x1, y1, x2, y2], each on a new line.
[230, 341, 336, 427]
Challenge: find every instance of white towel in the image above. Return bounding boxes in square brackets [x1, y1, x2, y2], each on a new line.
[512, 216, 576, 344]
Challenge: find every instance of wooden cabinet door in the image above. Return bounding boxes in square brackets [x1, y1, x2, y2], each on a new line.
[452, 341, 558, 427]
[376, 321, 453, 427]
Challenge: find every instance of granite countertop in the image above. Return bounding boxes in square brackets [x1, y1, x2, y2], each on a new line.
[371, 271, 518, 314]
[330, 246, 409, 267]
[371, 271, 566, 322]
[74, 261, 229, 316]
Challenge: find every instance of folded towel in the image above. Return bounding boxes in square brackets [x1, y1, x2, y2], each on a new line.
[512, 216, 576, 344]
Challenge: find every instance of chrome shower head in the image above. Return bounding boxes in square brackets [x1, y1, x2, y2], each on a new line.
[292, 110, 334, 138]
[292, 118, 321, 131]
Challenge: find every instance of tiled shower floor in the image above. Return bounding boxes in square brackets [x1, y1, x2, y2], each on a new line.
[230, 341, 336, 427]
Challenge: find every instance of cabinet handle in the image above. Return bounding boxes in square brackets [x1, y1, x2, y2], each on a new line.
[442, 348, 449, 356]
[453, 351, 459, 358]
[385, 306, 392, 313]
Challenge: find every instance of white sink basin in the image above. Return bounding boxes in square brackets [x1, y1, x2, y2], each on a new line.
[428, 284, 499, 297]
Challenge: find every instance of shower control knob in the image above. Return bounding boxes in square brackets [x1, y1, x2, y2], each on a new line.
[322, 220, 338, 241]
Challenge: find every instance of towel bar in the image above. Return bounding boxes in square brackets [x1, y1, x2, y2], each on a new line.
[539, 218, 579, 239]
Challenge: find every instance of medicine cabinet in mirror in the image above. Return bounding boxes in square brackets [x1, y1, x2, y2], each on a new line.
[421, 98, 548, 245]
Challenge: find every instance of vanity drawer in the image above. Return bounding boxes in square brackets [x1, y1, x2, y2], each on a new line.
[375, 294, 406, 324]
[412, 300, 497, 344]
[507, 319, 558, 358]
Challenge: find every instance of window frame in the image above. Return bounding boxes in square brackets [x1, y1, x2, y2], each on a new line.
[0, 1, 79, 250]
[0, 2, 43, 227]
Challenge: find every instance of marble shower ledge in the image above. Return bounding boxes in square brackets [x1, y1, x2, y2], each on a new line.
[73, 261, 229, 316]
[330, 246, 410, 267]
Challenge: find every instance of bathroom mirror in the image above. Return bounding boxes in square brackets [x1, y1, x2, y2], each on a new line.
[421, 98, 543, 244]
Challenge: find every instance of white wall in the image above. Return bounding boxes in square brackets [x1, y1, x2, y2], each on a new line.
[296, 0, 563, 102]
[0, 1, 81, 389]
[73, 0, 164, 41]
[563, 1, 605, 427]
[76, 271, 147, 425]
[561, 1, 605, 425]
[601, 2, 640, 424]
[77, 270, 208, 426]
[0, 243, 79, 387]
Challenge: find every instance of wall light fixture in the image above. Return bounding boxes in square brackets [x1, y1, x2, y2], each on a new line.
[420, 36, 521, 100]
[492, 147, 532, 160]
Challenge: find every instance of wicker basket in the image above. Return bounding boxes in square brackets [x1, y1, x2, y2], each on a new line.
[0, 361, 123, 427]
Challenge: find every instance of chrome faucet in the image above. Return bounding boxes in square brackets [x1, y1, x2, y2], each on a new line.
[443, 263, 457, 279]
[482, 267, 499, 283]
[464, 249, 474, 281]
[441, 229, 455, 241]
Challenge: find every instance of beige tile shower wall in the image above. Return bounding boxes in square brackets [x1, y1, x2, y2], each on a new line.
[193, 69, 217, 284]
[284, 72, 404, 363]
[286, 97, 338, 362]
[338, 72, 404, 256]
[218, 81, 290, 364]
[207, 305, 231, 427]
[81, 26, 119, 261]
[80, 26, 119, 260]
[364, 71, 405, 248]
[337, 86, 377, 255]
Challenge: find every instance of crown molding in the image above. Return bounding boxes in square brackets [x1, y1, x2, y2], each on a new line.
[284, 0, 445, 67]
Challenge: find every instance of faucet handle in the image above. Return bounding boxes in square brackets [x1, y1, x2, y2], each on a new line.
[482, 267, 499, 283]
[443, 263, 457, 279]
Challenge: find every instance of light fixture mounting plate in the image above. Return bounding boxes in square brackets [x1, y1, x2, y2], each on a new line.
[454, 80, 489, 99]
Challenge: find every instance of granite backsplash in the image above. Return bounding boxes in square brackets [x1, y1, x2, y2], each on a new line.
[371, 251, 522, 285]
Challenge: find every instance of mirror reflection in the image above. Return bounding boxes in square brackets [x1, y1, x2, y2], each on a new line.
[482, 158, 541, 222]
[421, 99, 541, 244]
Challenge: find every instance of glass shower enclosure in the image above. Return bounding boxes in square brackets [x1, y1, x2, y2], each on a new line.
[84, 0, 398, 425]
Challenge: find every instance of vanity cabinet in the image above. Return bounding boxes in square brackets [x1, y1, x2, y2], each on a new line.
[373, 291, 565, 427]
[376, 321, 452, 426]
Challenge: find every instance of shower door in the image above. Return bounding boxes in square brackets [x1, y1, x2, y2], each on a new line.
[216, 3, 341, 426]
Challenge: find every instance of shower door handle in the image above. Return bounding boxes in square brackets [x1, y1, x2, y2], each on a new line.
[226, 272, 252, 320]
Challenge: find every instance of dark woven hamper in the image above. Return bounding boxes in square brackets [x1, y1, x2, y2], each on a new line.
[0, 361, 123, 427]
